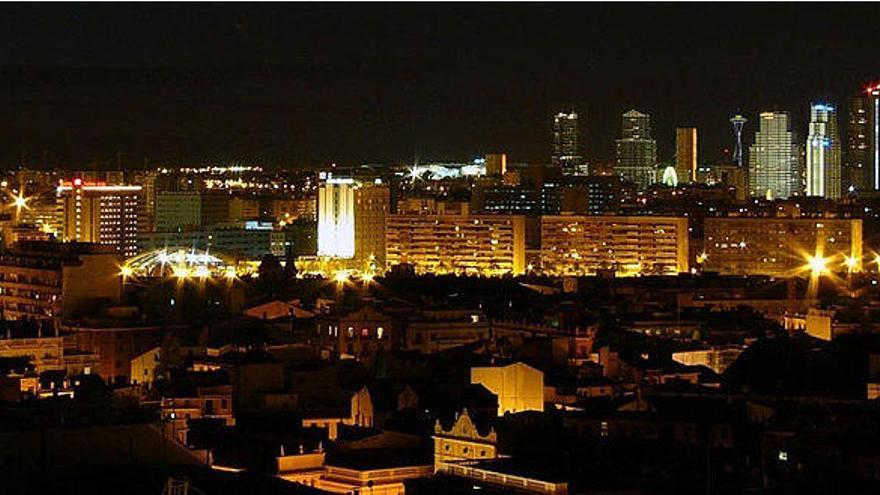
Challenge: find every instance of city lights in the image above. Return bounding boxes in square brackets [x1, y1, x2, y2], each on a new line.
[807, 254, 828, 276]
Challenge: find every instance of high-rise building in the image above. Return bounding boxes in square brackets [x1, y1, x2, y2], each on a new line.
[317, 178, 356, 259]
[846, 84, 880, 191]
[354, 182, 389, 268]
[551, 111, 584, 176]
[675, 127, 698, 184]
[60, 179, 143, 258]
[615, 109, 657, 190]
[484, 153, 508, 176]
[749, 112, 801, 199]
[317, 177, 389, 268]
[730, 114, 748, 168]
[806, 103, 842, 198]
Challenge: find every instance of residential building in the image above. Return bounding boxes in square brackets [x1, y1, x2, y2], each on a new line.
[385, 214, 526, 276]
[0, 241, 121, 325]
[702, 217, 863, 276]
[540, 215, 689, 276]
[471, 362, 544, 416]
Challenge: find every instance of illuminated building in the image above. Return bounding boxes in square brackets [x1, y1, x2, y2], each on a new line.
[615, 109, 658, 190]
[540, 215, 689, 276]
[353, 182, 389, 267]
[846, 84, 880, 191]
[228, 196, 260, 222]
[471, 362, 544, 416]
[138, 225, 286, 261]
[123, 247, 247, 279]
[806, 103, 842, 198]
[272, 197, 317, 223]
[59, 179, 142, 257]
[730, 114, 748, 168]
[433, 409, 498, 473]
[396, 198, 469, 215]
[484, 153, 508, 176]
[702, 217, 862, 277]
[675, 127, 698, 184]
[0, 334, 98, 377]
[552, 111, 584, 176]
[318, 178, 356, 259]
[0, 241, 121, 326]
[473, 184, 540, 214]
[385, 214, 525, 276]
[749, 112, 801, 199]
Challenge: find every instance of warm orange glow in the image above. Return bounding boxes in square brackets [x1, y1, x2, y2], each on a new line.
[844, 255, 858, 272]
[361, 272, 374, 284]
[807, 255, 828, 276]
[119, 265, 133, 278]
[333, 270, 350, 284]
[11, 193, 28, 210]
[172, 266, 191, 279]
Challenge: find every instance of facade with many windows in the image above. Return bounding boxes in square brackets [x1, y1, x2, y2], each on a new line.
[702, 217, 863, 277]
[540, 215, 689, 276]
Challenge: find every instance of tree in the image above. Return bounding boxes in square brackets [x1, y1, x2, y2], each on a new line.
[257, 253, 284, 297]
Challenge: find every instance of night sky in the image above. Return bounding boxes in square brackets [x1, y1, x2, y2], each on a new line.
[0, 3, 878, 169]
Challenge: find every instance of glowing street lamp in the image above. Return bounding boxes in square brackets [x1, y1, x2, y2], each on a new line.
[119, 265, 133, 279]
[844, 255, 859, 273]
[807, 255, 828, 276]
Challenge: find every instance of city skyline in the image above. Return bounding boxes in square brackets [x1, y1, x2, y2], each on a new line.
[0, 4, 878, 168]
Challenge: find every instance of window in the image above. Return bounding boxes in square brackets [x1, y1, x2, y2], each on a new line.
[377, 327, 384, 339]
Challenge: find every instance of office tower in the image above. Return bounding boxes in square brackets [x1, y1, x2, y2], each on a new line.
[484, 153, 508, 176]
[703, 217, 862, 277]
[540, 215, 689, 276]
[749, 112, 801, 199]
[675, 127, 698, 184]
[806, 103, 842, 198]
[847, 84, 880, 191]
[730, 114, 748, 168]
[60, 179, 143, 258]
[317, 178, 356, 258]
[551, 111, 584, 176]
[386, 214, 525, 276]
[615, 109, 658, 190]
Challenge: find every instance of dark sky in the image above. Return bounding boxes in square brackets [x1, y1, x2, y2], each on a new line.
[0, 3, 878, 169]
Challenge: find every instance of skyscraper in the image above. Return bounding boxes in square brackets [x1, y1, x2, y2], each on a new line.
[846, 84, 880, 191]
[806, 103, 841, 198]
[551, 111, 584, 176]
[729, 114, 748, 168]
[749, 112, 801, 199]
[317, 178, 356, 259]
[675, 127, 697, 184]
[615, 109, 657, 190]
